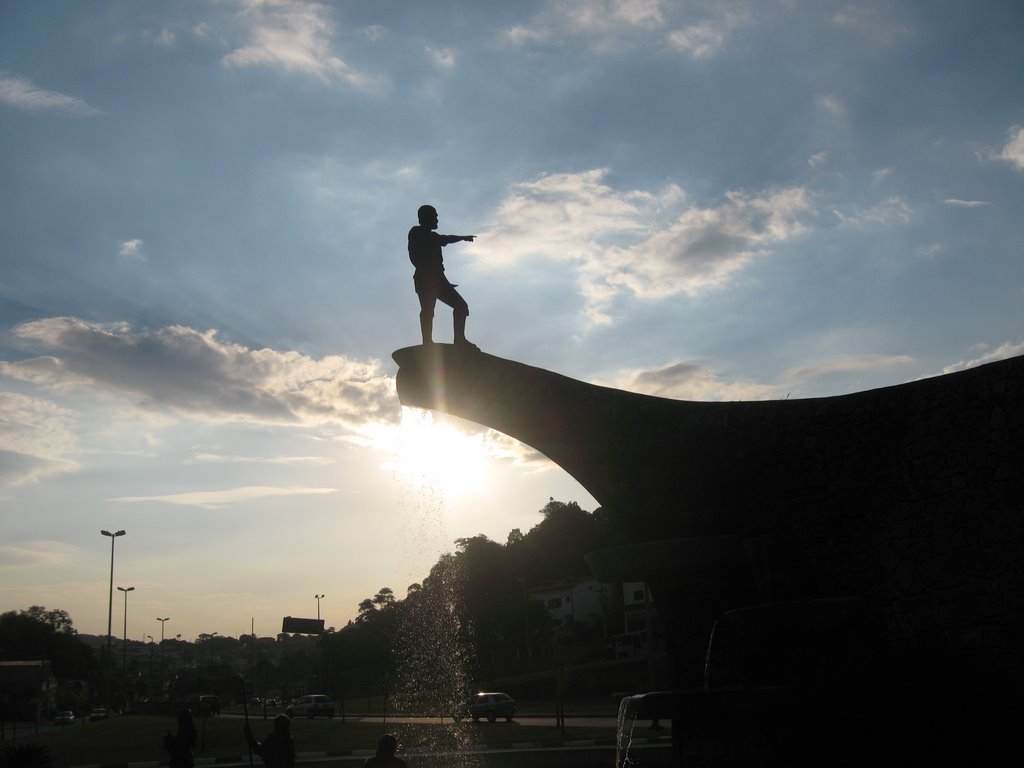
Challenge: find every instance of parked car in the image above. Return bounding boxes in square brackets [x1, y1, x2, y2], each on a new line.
[265, 696, 282, 707]
[199, 695, 221, 715]
[287, 694, 334, 719]
[453, 692, 516, 723]
[88, 708, 108, 722]
[54, 710, 75, 726]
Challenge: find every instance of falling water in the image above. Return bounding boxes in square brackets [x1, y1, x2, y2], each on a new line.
[615, 694, 644, 767]
[390, 411, 483, 767]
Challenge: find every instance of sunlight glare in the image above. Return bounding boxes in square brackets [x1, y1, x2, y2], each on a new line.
[386, 408, 487, 500]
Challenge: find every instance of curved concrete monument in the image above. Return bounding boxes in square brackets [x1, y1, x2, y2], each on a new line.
[393, 344, 1024, 763]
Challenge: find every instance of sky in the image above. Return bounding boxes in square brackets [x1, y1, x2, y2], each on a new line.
[2, 0, 1023, 642]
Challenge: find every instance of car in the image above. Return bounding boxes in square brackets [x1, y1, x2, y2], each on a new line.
[54, 710, 75, 726]
[88, 708, 108, 722]
[286, 694, 334, 719]
[199, 695, 221, 715]
[453, 692, 516, 723]
[266, 696, 282, 707]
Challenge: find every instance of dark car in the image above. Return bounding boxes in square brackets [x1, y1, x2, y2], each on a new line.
[453, 692, 516, 723]
[54, 710, 75, 726]
[88, 708, 108, 722]
[199, 695, 221, 715]
[286, 694, 334, 719]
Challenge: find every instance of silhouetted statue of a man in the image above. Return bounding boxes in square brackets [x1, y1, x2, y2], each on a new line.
[408, 204, 477, 349]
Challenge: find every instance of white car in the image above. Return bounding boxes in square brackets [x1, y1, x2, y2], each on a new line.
[287, 694, 334, 719]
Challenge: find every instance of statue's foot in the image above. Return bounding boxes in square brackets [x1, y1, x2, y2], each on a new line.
[455, 338, 480, 351]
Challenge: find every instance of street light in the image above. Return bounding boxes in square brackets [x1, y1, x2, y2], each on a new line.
[101, 529, 126, 707]
[314, 594, 325, 620]
[157, 617, 170, 698]
[117, 586, 135, 677]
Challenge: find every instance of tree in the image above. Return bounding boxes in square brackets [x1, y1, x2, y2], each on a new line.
[0, 607, 96, 680]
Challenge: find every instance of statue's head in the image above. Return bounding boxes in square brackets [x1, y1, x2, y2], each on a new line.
[417, 204, 438, 227]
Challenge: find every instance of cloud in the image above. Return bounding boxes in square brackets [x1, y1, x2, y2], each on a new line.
[110, 485, 337, 509]
[475, 170, 813, 323]
[0, 540, 81, 570]
[222, 0, 361, 84]
[782, 353, 914, 383]
[614, 361, 782, 401]
[613, 352, 915, 402]
[426, 46, 456, 68]
[504, 0, 668, 47]
[0, 317, 398, 428]
[990, 125, 1024, 172]
[190, 452, 334, 466]
[831, 5, 912, 44]
[667, 12, 744, 59]
[0, 72, 103, 117]
[833, 196, 910, 227]
[0, 393, 80, 485]
[940, 341, 1024, 374]
[943, 199, 990, 208]
[119, 239, 144, 259]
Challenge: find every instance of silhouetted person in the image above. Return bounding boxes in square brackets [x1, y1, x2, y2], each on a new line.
[363, 733, 407, 767]
[408, 204, 477, 349]
[244, 714, 296, 768]
[162, 707, 197, 768]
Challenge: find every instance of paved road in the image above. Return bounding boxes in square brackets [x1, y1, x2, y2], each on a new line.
[202, 743, 672, 767]
[223, 711, 652, 730]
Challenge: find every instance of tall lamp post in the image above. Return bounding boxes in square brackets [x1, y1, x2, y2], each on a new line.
[101, 529, 126, 707]
[157, 617, 170, 699]
[314, 594, 326, 692]
[117, 587, 135, 675]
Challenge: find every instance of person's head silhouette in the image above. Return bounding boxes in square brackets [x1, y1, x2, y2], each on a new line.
[417, 204, 438, 229]
[273, 713, 290, 736]
[376, 733, 399, 758]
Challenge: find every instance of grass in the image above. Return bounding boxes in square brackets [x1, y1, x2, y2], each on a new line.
[17, 714, 618, 767]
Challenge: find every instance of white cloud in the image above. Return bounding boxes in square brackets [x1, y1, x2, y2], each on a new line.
[831, 5, 912, 44]
[504, 0, 667, 47]
[940, 341, 1024, 374]
[991, 125, 1024, 172]
[0, 72, 103, 118]
[0, 317, 398, 428]
[782, 354, 914, 383]
[833, 196, 910, 227]
[119, 239, 144, 259]
[808, 151, 827, 168]
[144, 28, 177, 48]
[426, 46, 456, 68]
[222, 0, 361, 84]
[815, 94, 847, 122]
[667, 12, 744, 59]
[110, 485, 337, 509]
[190, 452, 333, 466]
[0, 540, 81, 570]
[942, 199, 990, 208]
[0, 393, 80, 485]
[611, 352, 914, 402]
[613, 361, 782, 401]
[475, 170, 813, 323]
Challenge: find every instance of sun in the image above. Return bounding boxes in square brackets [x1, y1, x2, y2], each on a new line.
[386, 408, 487, 500]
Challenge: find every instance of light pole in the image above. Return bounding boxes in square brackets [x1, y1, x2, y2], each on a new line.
[157, 617, 170, 698]
[314, 594, 326, 693]
[101, 529, 126, 707]
[117, 586, 135, 676]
